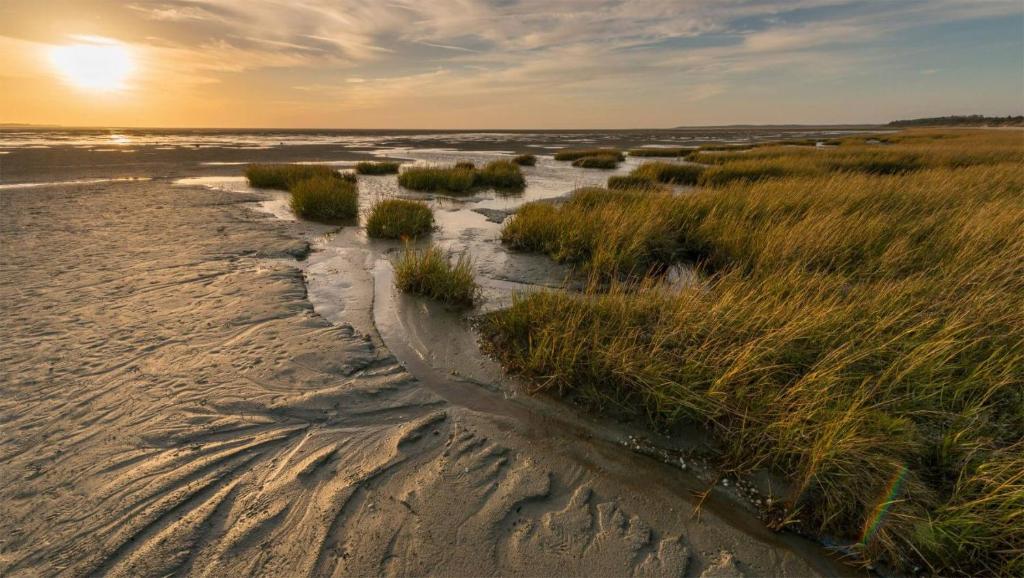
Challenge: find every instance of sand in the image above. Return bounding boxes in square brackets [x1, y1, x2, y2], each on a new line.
[1, 151, 855, 576]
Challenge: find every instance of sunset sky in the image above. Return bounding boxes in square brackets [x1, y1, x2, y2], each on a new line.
[1, 0, 1021, 129]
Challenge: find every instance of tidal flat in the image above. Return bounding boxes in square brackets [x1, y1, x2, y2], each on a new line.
[5, 126, 1016, 577]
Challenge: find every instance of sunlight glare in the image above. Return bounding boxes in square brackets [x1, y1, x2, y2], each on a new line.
[49, 38, 134, 92]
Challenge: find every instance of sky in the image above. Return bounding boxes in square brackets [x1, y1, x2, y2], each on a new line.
[0, 0, 1021, 129]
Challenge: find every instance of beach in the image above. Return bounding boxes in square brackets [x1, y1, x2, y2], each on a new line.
[0, 133, 857, 576]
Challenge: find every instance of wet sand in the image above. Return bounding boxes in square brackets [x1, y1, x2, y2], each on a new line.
[1, 140, 861, 576]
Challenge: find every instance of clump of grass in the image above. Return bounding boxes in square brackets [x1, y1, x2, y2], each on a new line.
[365, 198, 433, 239]
[394, 244, 477, 305]
[484, 132, 1024, 576]
[245, 163, 339, 190]
[629, 147, 694, 157]
[554, 148, 625, 162]
[289, 176, 359, 221]
[355, 161, 400, 175]
[607, 175, 661, 190]
[512, 154, 537, 166]
[475, 160, 526, 188]
[399, 166, 477, 193]
[572, 155, 621, 169]
[399, 160, 525, 193]
[632, 161, 704, 185]
[454, 161, 476, 170]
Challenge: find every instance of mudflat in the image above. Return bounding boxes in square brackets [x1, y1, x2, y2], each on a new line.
[0, 149, 850, 576]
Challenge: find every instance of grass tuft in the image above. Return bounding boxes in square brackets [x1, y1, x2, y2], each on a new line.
[355, 161, 400, 175]
[399, 166, 477, 193]
[289, 176, 359, 221]
[629, 147, 695, 157]
[365, 198, 434, 239]
[475, 160, 526, 188]
[572, 155, 621, 169]
[394, 244, 478, 305]
[245, 163, 339, 190]
[554, 148, 625, 162]
[398, 160, 525, 193]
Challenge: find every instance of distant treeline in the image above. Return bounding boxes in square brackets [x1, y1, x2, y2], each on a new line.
[889, 115, 1023, 127]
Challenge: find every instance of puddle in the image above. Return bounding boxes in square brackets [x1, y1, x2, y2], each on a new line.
[0, 177, 150, 190]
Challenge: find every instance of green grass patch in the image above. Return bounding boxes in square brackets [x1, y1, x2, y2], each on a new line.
[475, 160, 526, 188]
[398, 160, 525, 193]
[632, 161, 704, 185]
[394, 244, 478, 305]
[355, 161, 400, 175]
[289, 176, 359, 221]
[554, 148, 625, 162]
[572, 155, 621, 169]
[629, 147, 695, 157]
[398, 166, 477, 193]
[512, 154, 537, 166]
[245, 163, 339, 190]
[365, 198, 434, 239]
[607, 175, 661, 190]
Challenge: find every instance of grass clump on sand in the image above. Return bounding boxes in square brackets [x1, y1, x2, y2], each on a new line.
[554, 148, 625, 162]
[399, 166, 477, 193]
[632, 161, 704, 185]
[399, 161, 525, 193]
[629, 147, 694, 157]
[245, 163, 339, 190]
[487, 130, 1024, 576]
[572, 155, 621, 169]
[394, 244, 477, 305]
[355, 161, 400, 175]
[288, 176, 359, 221]
[475, 160, 526, 188]
[512, 154, 537, 166]
[365, 198, 433, 239]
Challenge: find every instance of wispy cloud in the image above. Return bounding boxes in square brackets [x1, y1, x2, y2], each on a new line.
[1, 0, 1021, 126]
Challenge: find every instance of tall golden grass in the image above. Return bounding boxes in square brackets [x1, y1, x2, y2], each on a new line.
[485, 130, 1024, 575]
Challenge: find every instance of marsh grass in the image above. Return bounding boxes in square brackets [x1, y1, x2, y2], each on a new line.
[571, 155, 621, 169]
[475, 160, 526, 188]
[394, 244, 478, 305]
[399, 160, 525, 193]
[399, 166, 477, 193]
[629, 147, 694, 157]
[487, 130, 1024, 575]
[607, 175, 663, 190]
[356, 161, 400, 175]
[288, 176, 359, 221]
[554, 148, 625, 162]
[632, 161, 704, 185]
[513, 154, 537, 166]
[245, 163, 339, 190]
[365, 198, 433, 239]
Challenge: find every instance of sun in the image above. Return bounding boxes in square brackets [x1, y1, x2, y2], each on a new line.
[49, 37, 134, 92]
